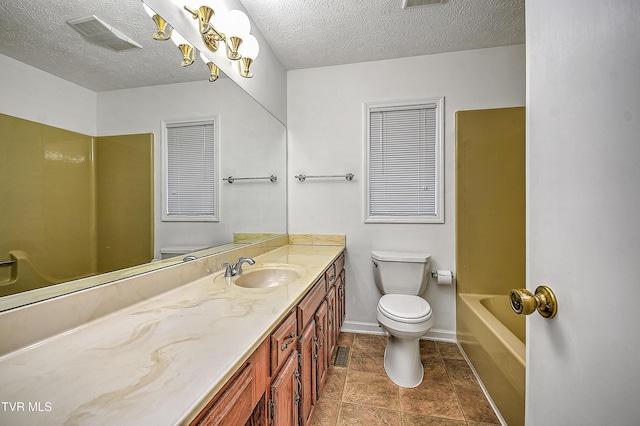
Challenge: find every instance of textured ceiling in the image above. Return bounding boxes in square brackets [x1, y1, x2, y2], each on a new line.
[0, 0, 524, 92]
[241, 0, 525, 70]
[0, 0, 207, 92]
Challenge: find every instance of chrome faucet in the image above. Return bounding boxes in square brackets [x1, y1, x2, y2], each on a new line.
[222, 257, 256, 278]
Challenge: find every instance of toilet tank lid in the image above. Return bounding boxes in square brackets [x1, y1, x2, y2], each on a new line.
[371, 250, 431, 263]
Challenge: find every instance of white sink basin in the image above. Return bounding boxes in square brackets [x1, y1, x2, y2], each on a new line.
[224, 264, 307, 289]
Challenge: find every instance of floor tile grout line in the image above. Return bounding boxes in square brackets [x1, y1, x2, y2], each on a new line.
[319, 333, 500, 426]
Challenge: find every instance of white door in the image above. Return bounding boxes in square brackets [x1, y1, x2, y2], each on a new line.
[526, 1, 640, 425]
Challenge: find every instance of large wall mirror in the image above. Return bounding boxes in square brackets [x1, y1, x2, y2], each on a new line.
[0, 1, 287, 311]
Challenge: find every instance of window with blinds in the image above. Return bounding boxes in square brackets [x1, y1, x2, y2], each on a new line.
[163, 119, 219, 221]
[365, 98, 444, 223]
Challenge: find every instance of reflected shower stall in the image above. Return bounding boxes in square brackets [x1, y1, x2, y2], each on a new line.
[0, 113, 153, 296]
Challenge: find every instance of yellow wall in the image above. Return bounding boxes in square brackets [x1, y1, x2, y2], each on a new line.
[96, 134, 153, 274]
[0, 114, 153, 295]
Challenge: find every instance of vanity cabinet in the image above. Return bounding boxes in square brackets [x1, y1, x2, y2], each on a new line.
[190, 339, 269, 426]
[191, 250, 346, 426]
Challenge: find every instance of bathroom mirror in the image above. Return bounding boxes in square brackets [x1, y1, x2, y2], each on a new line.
[0, 1, 287, 311]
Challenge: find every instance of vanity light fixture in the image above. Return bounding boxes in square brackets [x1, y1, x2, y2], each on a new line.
[141, 1, 259, 80]
[142, 3, 173, 40]
[171, 30, 195, 66]
[237, 34, 259, 78]
[183, 5, 260, 78]
[200, 52, 220, 82]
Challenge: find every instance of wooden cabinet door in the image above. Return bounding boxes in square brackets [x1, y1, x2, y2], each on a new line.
[195, 362, 255, 426]
[314, 301, 328, 395]
[337, 270, 346, 330]
[326, 285, 336, 359]
[192, 340, 269, 426]
[298, 320, 317, 426]
[270, 350, 299, 426]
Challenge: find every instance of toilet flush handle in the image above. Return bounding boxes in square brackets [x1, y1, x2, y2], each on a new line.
[509, 285, 558, 319]
[372, 260, 378, 268]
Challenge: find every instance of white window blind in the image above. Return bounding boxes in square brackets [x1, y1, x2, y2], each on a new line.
[366, 99, 443, 223]
[164, 120, 218, 220]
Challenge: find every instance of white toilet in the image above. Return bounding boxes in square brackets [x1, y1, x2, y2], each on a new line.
[372, 250, 434, 388]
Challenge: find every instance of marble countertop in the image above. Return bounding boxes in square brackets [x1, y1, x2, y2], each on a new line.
[0, 244, 343, 425]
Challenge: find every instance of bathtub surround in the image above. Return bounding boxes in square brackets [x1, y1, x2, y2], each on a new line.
[455, 107, 526, 426]
[0, 113, 153, 296]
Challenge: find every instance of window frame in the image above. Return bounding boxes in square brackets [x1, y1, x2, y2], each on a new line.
[161, 117, 220, 222]
[364, 97, 444, 224]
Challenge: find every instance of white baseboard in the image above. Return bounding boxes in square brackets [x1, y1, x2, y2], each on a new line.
[424, 328, 457, 342]
[341, 320, 385, 335]
[341, 320, 456, 342]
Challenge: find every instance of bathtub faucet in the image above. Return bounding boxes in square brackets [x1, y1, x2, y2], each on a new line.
[222, 257, 255, 278]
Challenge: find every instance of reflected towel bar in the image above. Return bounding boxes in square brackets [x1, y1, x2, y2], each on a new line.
[295, 173, 354, 182]
[0, 260, 16, 267]
[223, 175, 278, 183]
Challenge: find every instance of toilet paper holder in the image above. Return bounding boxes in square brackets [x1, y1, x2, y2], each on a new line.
[430, 270, 453, 285]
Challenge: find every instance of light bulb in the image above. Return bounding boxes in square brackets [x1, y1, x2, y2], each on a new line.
[225, 10, 251, 37]
[238, 34, 259, 60]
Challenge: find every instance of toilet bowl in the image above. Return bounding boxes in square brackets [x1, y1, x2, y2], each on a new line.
[377, 294, 434, 387]
[372, 251, 434, 387]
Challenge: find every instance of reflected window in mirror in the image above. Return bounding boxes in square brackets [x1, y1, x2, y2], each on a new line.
[163, 118, 220, 222]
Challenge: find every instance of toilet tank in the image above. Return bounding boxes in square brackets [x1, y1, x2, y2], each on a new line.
[372, 251, 431, 295]
[160, 245, 209, 260]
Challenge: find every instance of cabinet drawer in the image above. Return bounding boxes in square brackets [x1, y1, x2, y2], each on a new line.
[325, 252, 345, 288]
[296, 277, 326, 333]
[270, 311, 297, 376]
[335, 252, 345, 275]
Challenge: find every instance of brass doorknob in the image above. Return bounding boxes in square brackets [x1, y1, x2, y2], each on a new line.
[509, 285, 557, 319]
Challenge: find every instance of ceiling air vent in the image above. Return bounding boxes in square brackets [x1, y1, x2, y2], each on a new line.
[402, 0, 445, 8]
[67, 15, 142, 52]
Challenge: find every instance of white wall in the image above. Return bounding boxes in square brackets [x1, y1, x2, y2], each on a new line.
[287, 45, 526, 338]
[0, 54, 97, 135]
[97, 79, 287, 258]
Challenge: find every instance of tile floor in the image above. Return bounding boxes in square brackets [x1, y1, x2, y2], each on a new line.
[311, 333, 501, 426]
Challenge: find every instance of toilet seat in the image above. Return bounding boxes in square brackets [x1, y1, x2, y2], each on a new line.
[378, 294, 432, 324]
